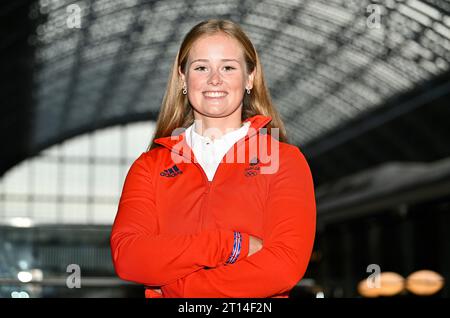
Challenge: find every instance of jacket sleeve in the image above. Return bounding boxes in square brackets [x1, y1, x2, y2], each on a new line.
[161, 147, 316, 298]
[110, 152, 249, 286]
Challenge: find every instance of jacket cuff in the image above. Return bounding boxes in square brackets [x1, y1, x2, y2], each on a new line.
[225, 231, 241, 265]
[225, 231, 249, 265]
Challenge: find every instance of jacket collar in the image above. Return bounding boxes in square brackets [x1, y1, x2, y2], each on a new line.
[154, 115, 272, 155]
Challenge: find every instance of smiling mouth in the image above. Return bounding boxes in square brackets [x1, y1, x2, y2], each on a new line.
[203, 91, 228, 98]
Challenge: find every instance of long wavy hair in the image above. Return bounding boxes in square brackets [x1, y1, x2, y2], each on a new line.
[148, 19, 288, 150]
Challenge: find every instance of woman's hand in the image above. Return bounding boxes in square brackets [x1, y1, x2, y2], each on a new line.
[145, 288, 162, 298]
[248, 235, 263, 257]
[154, 288, 162, 294]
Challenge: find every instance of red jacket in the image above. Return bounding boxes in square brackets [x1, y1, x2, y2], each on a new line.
[110, 115, 316, 298]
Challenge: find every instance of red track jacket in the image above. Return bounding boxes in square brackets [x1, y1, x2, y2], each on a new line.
[110, 115, 316, 298]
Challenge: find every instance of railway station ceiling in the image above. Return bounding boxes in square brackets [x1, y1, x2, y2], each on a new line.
[2, 0, 450, 184]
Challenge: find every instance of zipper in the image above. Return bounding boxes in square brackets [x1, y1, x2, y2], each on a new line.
[194, 161, 212, 193]
[195, 121, 269, 227]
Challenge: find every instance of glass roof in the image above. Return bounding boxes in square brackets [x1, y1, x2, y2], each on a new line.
[3, 0, 450, 174]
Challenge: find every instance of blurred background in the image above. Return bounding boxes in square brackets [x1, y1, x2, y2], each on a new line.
[1, 0, 449, 298]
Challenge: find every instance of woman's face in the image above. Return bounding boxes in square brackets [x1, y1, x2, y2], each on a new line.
[179, 33, 255, 122]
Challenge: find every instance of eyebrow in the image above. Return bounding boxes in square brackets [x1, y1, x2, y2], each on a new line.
[190, 58, 240, 64]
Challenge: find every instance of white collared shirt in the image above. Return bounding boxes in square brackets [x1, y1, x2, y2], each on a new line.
[185, 121, 250, 181]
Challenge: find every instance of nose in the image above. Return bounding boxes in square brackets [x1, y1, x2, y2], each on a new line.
[207, 69, 222, 85]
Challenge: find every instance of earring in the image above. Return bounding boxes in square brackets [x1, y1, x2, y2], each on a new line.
[246, 88, 251, 95]
[182, 84, 187, 95]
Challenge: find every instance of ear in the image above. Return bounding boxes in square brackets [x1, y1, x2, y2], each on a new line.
[246, 68, 256, 90]
[178, 65, 186, 85]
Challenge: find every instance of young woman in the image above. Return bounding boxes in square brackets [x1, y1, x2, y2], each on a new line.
[110, 19, 316, 298]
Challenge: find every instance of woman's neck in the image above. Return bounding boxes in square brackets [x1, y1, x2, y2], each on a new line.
[193, 117, 243, 141]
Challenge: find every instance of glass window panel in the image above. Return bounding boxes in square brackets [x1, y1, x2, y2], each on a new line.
[94, 127, 121, 158]
[94, 165, 119, 197]
[3, 163, 30, 195]
[62, 134, 90, 157]
[63, 162, 89, 197]
[3, 201, 29, 220]
[126, 121, 155, 158]
[32, 160, 58, 196]
[32, 202, 58, 224]
[92, 203, 117, 224]
[62, 202, 88, 224]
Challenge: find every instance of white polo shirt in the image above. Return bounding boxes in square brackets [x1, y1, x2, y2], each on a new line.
[185, 121, 251, 181]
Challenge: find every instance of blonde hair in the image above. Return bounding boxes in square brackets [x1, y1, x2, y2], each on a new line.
[148, 19, 288, 150]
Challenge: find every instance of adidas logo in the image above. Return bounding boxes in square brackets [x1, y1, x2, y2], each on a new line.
[160, 164, 183, 177]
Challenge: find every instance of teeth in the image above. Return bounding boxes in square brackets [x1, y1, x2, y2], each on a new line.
[203, 91, 227, 97]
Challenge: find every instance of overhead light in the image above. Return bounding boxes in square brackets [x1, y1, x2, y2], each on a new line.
[17, 269, 43, 283]
[406, 270, 445, 296]
[17, 271, 33, 283]
[31, 269, 44, 282]
[316, 291, 325, 298]
[11, 291, 30, 298]
[358, 272, 405, 297]
[357, 279, 380, 298]
[378, 272, 405, 296]
[9, 217, 33, 228]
